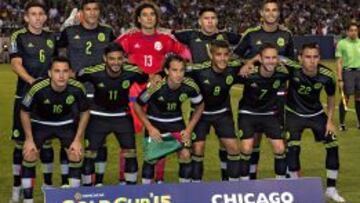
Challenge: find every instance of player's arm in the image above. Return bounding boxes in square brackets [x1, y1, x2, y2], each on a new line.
[170, 35, 192, 61]
[134, 90, 162, 143]
[335, 42, 344, 87]
[56, 29, 69, 57]
[172, 29, 192, 45]
[325, 73, 337, 135]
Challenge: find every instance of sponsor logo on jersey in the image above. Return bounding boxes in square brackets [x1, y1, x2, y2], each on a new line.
[154, 41, 163, 51]
[195, 38, 202, 42]
[97, 83, 105, 88]
[250, 82, 258, 88]
[134, 43, 140, 48]
[27, 43, 34, 48]
[203, 79, 210, 84]
[216, 34, 224, 40]
[256, 40, 262, 45]
[158, 96, 165, 101]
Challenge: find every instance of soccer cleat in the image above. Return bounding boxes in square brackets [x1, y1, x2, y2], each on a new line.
[155, 180, 164, 184]
[95, 183, 103, 187]
[339, 124, 346, 131]
[9, 186, 21, 203]
[60, 184, 70, 188]
[325, 187, 346, 202]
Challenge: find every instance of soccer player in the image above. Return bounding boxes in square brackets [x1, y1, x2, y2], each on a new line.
[174, 7, 241, 180]
[336, 22, 360, 131]
[187, 40, 241, 182]
[285, 43, 345, 202]
[20, 57, 90, 203]
[57, 0, 115, 186]
[77, 43, 148, 186]
[235, 0, 294, 179]
[134, 54, 204, 184]
[237, 44, 288, 180]
[9, 1, 56, 201]
[115, 2, 191, 183]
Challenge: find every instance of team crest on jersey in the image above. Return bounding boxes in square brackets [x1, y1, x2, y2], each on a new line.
[277, 37, 285, 47]
[154, 41, 163, 51]
[47, 39, 54, 49]
[122, 80, 130, 89]
[226, 75, 234, 85]
[216, 34, 224, 40]
[314, 83, 323, 89]
[179, 93, 188, 102]
[273, 80, 281, 89]
[66, 95, 75, 105]
[98, 33, 106, 42]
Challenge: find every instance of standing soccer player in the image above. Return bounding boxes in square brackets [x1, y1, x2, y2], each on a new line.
[336, 22, 360, 131]
[115, 2, 191, 183]
[134, 54, 204, 184]
[174, 7, 241, 180]
[187, 40, 241, 182]
[235, 0, 294, 179]
[237, 44, 288, 180]
[20, 57, 90, 203]
[9, 1, 56, 201]
[57, 0, 115, 186]
[77, 43, 148, 186]
[285, 43, 345, 202]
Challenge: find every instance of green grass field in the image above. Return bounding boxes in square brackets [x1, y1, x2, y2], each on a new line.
[0, 61, 359, 202]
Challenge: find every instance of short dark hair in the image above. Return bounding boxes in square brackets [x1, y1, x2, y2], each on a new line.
[80, 0, 101, 10]
[259, 43, 278, 55]
[51, 56, 71, 69]
[198, 6, 217, 17]
[262, 0, 279, 9]
[25, 0, 46, 12]
[347, 22, 358, 30]
[104, 43, 124, 55]
[299, 42, 320, 55]
[210, 40, 230, 53]
[134, 2, 160, 28]
[163, 54, 185, 70]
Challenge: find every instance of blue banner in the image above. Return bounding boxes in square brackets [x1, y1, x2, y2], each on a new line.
[44, 177, 324, 203]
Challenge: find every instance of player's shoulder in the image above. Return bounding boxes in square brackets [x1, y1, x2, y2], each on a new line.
[278, 24, 293, 35]
[228, 59, 243, 68]
[28, 78, 51, 95]
[275, 64, 289, 75]
[99, 23, 113, 30]
[68, 78, 86, 93]
[174, 28, 196, 34]
[318, 64, 335, 79]
[242, 25, 262, 37]
[123, 63, 143, 74]
[147, 79, 166, 95]
[190, 60, 212, 71]
[81, 64, 106, 75]
[11, 28, 28, 41]
[182, 77, 200, 92]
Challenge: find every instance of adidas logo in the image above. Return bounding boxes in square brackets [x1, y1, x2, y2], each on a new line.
[97, 83, 105, 88]
[43, 99, 50, 104]
[74, 35, 80, 39]
[134, 43, 140, 48]
[250, 82, 258, 88]
[28, 43, 34, 48]
[256, 40, 262, 45]
[158, 96, 165, 101]
[203, 79, 210, 84]
[195, 38, 202, 42]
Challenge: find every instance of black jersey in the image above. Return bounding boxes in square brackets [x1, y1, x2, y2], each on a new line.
[234, 25, 294, 59]
[77, 63, 148, 115]
[173, 29, 240, 63]
[285, 64, 336, 116]
[238, 65, 289, 114]
[9, 28, 57, 97]
[187, 59, 242, 113]
[57, 24, 115, 72]
[21, 78, 89, 123]
[137, 77, 203, 122]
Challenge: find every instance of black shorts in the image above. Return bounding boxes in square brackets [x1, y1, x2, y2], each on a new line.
[343, 69, 360, 95]
[32, 122, 76, 149]
[11, 98, 25, 142]
[147, 119, 186, 135]
[193, 111, 236, 142]
[85, 115, 135, 151]
[238, 114, 283, 140]
[285, 111, 335, 142]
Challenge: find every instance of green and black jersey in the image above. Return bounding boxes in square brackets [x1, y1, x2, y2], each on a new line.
[10, 28, 57, 97]
[77, 63, 148, 115]
[21, 78, 89, 124]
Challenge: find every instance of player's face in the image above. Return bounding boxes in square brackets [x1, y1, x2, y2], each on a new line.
[104, 51, 125, 74]
[24, 7, 47, 31]
[347, 25, 359, 40]
[260, 48, 279, 72]
[199, 11, 218, 34]
[261, 3, 280, 25]
[49, 62, 71, 89]
[211, 47, 230, 71]
[299, 48, 320, 72]
[167, 60, 185, 85]
[138, 7, 157, 29]
[82, 3, 100, 26]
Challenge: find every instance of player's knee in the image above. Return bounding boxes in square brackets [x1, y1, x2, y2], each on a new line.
[240, 141, 253, 155]
[178, 149, 191, 163]
[272, 141, 285, 155]
[122, 149, 137, 158]
[224, 141, 240, 155]
[192, 141, 205, 156]
[67, 151, 82, 163]
[23, 151, 38, 163]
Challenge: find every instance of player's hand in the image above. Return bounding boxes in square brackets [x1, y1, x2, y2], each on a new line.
[23, 139, 38, 159]
[28, 78, 36, 85]
[68, 140, 83, 161]
[148, 126, 162, 143]
[325, 120, 336, 136]
[239, 62, 254, 78]
[181, 129, 191, 147]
